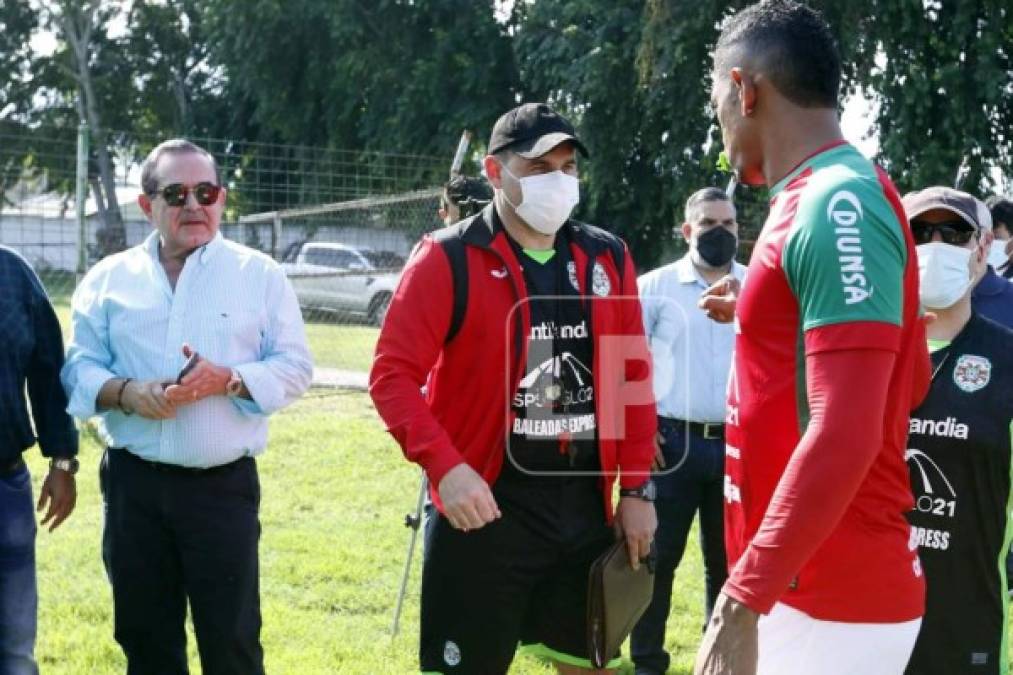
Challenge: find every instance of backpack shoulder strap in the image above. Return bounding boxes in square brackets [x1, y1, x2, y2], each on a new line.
[605, 237, 626, 293]
[430, 223, 469, 344]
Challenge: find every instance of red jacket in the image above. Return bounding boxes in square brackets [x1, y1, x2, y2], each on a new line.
[369, 205, 656, 522]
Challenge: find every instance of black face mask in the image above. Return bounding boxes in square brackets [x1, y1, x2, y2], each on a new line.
[695, 227, 738, 267]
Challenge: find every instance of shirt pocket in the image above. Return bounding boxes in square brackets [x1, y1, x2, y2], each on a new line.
[192, 308, 264, 366]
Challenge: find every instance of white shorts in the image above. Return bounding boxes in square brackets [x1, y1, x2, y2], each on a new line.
[757, 603, 921, 675]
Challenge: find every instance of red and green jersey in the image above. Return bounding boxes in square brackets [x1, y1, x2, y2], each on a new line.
[725, 141, 928, 622]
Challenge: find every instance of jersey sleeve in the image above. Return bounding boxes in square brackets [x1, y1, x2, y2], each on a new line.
[781, 173, 907, 354]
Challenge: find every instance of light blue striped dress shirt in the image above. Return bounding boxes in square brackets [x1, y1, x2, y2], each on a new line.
[61, 231, 313, 467]
[637, 254, 746, 424]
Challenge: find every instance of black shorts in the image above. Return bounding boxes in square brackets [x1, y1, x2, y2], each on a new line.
[419, 474, 618, 674]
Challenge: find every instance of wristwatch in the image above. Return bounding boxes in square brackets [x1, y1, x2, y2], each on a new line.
[226, 368, 244, 397]
[619, 479, 656, 502]
[50, 457, 80, 475]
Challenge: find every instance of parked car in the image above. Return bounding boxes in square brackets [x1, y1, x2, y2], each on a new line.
[281, 242, 405, 325]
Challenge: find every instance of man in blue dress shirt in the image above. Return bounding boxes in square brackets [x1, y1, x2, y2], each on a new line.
[0, 246, 79, 675]
[61, 139, 312, 675]
[632, 187, 746, 675]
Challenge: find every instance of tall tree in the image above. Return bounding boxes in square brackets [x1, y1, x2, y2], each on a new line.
[5, 0, 1008, 269]
[862, 0, 1012, 194]
[0, 0, 36, 118]
[124, 0, 229, 138]
[204, 0, 520, 158]
[0, 0, 39, 210]
[513, 0, 746, 269]
[516, 0, 1011, 268]
[45, 0, 128, 255]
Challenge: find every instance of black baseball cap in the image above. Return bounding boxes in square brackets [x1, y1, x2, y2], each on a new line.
[487, 103, 589, 159]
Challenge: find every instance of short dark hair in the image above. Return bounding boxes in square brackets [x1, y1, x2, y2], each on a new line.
[986, 195, 1013, 230]
[685, 187, 733, 223]
[140, 139, 220, 196]
[715, 0, 841, 108]
[442, 175, 493, 219]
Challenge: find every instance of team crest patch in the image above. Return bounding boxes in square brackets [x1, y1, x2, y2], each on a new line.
[953, 354, 991, 393]
[591, 262, 611, 296]
[567, 261, 580, 291]
[444, 640, 462, 667]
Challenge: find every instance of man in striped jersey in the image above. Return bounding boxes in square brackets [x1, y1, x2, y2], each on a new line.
[694, 2, 930, 674]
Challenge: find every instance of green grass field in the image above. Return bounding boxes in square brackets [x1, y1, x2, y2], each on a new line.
[302, 319, 379, 374]
[24, 391, 711, 674]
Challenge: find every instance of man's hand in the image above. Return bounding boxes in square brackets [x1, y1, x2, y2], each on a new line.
[652, 431, 666, 472]
[699, 275, 741, 323]
[37, 465, 77, 532]
[437, 464, 501, 531]
[693, 592, 759, 675]
[614, 496, 657, 570]
[122, 379, 177, 419]
[163, 344, 231, 405]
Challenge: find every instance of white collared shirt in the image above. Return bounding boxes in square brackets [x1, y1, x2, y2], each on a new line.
[61, 230, 313, 467]
[638, 253, 746, 423]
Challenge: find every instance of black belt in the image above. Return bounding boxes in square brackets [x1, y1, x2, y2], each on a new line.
[0, 457, 26, 477]
[660, 416, 725, 440]
[109, 447, 249, 475]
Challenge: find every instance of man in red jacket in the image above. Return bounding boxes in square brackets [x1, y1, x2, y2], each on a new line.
[370, 102, 657, 674]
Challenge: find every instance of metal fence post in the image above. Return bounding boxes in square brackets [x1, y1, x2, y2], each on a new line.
[75, 121, 89, 282]
[272, 212, 282, 260]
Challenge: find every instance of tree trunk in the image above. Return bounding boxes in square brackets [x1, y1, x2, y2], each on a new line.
[172, 71, 190, 134]
[60, 1, 126, 258]
[89, 176, 107, 222]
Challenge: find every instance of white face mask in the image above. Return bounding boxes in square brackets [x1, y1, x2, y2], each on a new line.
[917, 242, 973, 309]
[501, 165, 579, 236]
[987, 238, 1010, 268]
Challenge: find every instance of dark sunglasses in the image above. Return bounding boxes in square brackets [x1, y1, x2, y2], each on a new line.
[151, 182, 221, 207]
[911, 220, 977, 246]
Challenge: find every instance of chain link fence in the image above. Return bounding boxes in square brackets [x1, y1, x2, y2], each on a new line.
[0, 126, 450, 378]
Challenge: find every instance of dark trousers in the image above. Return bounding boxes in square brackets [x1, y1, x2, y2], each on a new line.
[0, 461, 38, 675]
[1007, 548, 1013, 593]
[630, 418, 728, 675]
[100, 448, 264, 675]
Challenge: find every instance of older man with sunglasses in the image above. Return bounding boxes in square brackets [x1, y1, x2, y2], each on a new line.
[61, 139, 312, 675]
[901, 186, 1013, 675]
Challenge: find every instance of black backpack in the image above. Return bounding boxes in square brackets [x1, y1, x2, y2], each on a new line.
[428, 216, 626, 344]
[428, 223, 470, 344]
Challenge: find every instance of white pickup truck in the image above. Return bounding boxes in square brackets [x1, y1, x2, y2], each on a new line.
[281, 242, 404, 325]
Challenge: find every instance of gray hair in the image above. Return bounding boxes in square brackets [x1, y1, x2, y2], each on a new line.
[685, 187, 733, 223]
[140, 139, 220, 196]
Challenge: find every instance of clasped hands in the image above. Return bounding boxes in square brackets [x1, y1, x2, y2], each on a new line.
[123, 343, 231, 419]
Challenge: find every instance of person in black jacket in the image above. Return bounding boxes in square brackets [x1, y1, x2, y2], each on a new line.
[439, 175, 493, 226]
[0, 246, 79, 675]
[986, 195, 1013, 279]
[901, 188, 1013, 675]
